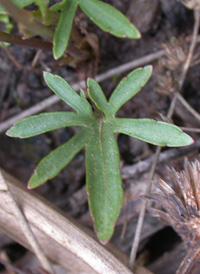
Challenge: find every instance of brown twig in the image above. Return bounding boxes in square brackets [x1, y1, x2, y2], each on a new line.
[129, 8, 200, 269]
[0, 32, 53, 51]
[2, 44, 25, 70]
[31, 50, 42, 70]
[180, 127, 200, 133]
[176, 92, 200, 123]
[0, 32, 89, 62]
[0, 63, 13, 106]
[129, 147, 161, 269]
[179, 9, 200, 90]
[121, 139, 200, 179]
[0, 170, 55, 274]
[0, 257, 25, 274]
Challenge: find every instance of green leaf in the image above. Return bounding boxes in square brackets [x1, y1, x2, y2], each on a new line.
[80, 89, 86, 99]
[79, 0, 140, 39]
[0, 5, 6, 12]
[108, 66, 152, 117]
[11, 0, 34, 8]
[7, 67, 193, 244]
[53, 0, 78, 59]
[87, 78, 109, 117]
[35, 0, 49, 18]
[29, 127, 91, 188]
[86, 122, 123, 243]
[0, 0, 34, 13]
[50, 2, 62, 12]
[6, 112, 92, 138]
[114, 118, 194, 147]
[44, 72, 93, 115]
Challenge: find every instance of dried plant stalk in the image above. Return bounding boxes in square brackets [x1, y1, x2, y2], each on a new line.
[0, 169, 153, 274]
[145, 160, 200, 274]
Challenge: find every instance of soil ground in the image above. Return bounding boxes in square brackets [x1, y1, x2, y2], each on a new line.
[0, 0, 200, 273]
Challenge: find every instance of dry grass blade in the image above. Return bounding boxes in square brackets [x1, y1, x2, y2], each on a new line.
[0, 169, 55, 274]
[180, 0, 200, 9]
[0, 169, 144, 274]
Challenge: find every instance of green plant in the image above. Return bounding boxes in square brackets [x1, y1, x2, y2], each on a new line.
[0, 10, 13, 47]
[7, 66, 193, 243]
[0, 0, 140, 59]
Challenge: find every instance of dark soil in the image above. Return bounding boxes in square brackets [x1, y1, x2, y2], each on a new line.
[0, 0, 200, 273]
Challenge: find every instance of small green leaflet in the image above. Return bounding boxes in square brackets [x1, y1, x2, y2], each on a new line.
[0, 0, 34, 12]
[52, 0, 140, 59]
[7, 66, 193, 242]
[78, 0, 140, 39]
[11, 0, 34, 8]
[0, 0, 141, 59]
[53, 0, 79, 59]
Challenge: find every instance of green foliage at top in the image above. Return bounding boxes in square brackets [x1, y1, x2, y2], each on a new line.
[0, 0, 140, 59]
[12, 0, 34, 8]
[7, 66, 193, 243]
[53, 0, 140, 59]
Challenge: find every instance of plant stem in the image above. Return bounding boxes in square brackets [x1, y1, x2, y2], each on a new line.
[0, 32, 89, 61]
[0, 0, 53, 39]
[0, 31, 53, 51]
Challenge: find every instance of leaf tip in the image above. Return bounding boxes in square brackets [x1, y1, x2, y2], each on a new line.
[189, 137, 195, 145]
[5, 130, 10, 137]
[27, 184, 32, 190]
[145, 65, 153, 74]
[53, 46, 61, 60]
[100, 239, 109, 245]
[87, 77, 93, 86]
[43, 71, 50, 81]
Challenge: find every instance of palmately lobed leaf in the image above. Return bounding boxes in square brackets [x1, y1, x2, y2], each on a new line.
[79, 0, 140, 39]
[114, 118, 194, 147]
[6, 65, 194, 244]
